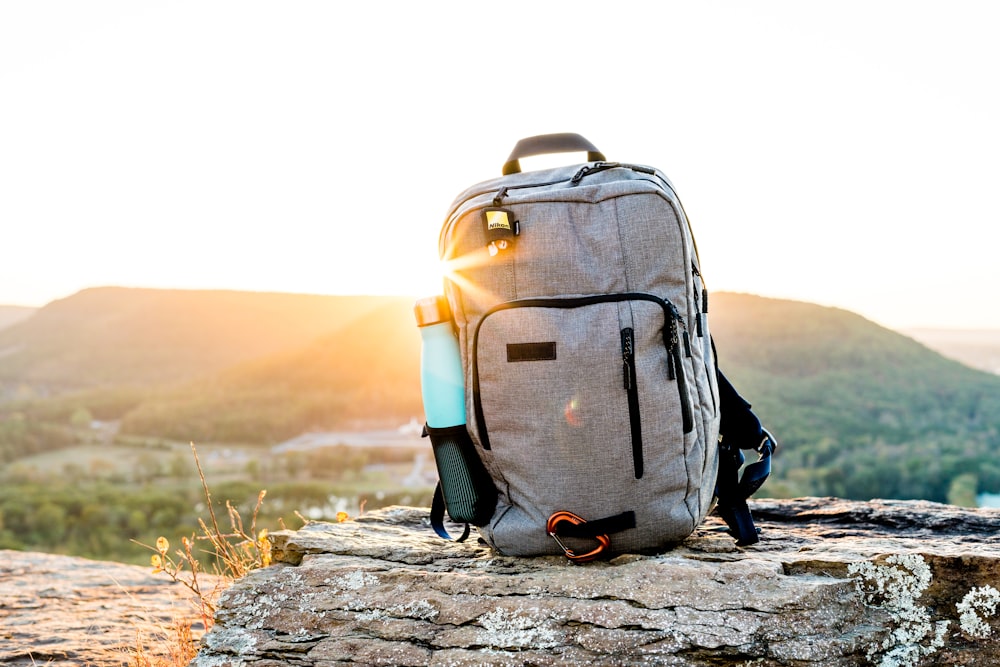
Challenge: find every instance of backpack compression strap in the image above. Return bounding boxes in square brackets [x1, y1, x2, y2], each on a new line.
[547, 510, 635, 563]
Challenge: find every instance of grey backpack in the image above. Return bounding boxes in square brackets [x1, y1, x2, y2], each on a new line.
[429, 134, 773, 559]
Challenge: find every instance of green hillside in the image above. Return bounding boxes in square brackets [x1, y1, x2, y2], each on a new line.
[0, 287, 410, 391]
[2, 288, 999, 505]
[710, 292, 1000, 502]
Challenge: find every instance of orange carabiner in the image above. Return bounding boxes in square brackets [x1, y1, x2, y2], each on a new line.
[546, 510, 611, 563]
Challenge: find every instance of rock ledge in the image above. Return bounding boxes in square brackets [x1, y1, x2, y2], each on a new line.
[193, 498, 1000, 666]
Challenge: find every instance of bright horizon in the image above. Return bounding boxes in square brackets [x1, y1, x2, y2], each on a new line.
[3, 2, 999, 330]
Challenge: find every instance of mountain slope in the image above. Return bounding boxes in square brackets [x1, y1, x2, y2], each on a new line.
[0, 287, 411, 391]
[118, 299, 422, 443]
[710, 292, 1000, 500]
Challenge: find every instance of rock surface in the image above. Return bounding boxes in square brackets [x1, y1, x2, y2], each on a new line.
[192, 498, 1000, 666]
[0, 550, 219, 666]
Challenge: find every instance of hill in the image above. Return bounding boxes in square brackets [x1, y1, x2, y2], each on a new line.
[0, 305, 36, 331]
[114, 291, 1000, 504]
[2, 288, 999, 505]
[118, 301, 423, 443]
[710, 292, 1000, 501]
[0, 287, 411, 393]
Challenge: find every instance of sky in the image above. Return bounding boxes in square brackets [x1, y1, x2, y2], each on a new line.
[2, 1, 999, 330]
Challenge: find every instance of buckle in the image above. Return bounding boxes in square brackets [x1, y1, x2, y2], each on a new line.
[755, 428, 777, 456]
[546, 511, 611, 563]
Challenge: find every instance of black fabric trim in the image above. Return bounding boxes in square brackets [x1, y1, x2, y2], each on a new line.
[552, 511, 636, 539]
[424, 424, 471, 438]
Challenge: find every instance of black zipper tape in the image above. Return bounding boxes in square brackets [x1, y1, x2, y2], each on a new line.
[621, 327, 644, 479]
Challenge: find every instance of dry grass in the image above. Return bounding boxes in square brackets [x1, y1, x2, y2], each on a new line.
[126, 442, 278, 666]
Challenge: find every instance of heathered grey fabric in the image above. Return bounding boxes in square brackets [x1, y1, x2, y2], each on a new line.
[440, 162, 720, 556]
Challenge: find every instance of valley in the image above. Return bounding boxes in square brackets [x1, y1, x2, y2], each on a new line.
[2, 287, 999, 564]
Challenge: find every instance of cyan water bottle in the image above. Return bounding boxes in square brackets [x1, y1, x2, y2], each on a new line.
[415, 295, 496, 528]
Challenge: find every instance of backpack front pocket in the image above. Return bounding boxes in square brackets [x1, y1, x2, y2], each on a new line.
[471, 294, 691, 521]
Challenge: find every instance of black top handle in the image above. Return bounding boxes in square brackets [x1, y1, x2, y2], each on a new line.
[502, 133, 606, 176]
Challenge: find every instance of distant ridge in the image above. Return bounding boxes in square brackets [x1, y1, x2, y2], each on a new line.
[0, 305, 35, 332]
[903, 327, 1000, 375]
[0, 286, 413, 390]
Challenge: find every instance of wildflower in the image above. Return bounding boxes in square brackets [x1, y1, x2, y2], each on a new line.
[258, 528, 272, 567]
[156, 536, 169, 554]
[151, 554, 163, 573]
[336, 511, 349, 523]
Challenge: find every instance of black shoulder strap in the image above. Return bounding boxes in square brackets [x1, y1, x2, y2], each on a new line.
[715, 432, 775, 546]
[714, 364, 777, 546]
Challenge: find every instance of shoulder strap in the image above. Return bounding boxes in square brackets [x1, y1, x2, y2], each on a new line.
[714, 365, 777, 546]
[715, 430, 775, 545]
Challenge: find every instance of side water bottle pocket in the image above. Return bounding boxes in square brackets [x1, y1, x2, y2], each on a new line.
[415, 295, 497, 531]
[425, 424, 496, 525]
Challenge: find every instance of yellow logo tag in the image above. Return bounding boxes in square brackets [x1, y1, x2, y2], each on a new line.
[486, 210, 512, 231]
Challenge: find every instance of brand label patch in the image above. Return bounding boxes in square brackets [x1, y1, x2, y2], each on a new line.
[486, 210, 512, 231]
[507, 342, 557, 362]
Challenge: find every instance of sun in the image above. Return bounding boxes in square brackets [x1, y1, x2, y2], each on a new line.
[380, 253, 452, 299]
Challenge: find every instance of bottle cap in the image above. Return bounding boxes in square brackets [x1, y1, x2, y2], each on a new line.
[414, 295, 452, 327]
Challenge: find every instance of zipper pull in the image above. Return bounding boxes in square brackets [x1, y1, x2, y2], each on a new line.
[621, 328, 635, 389]
[692, 263, 709, 313]
[669, 304, 691, 357]
[666, 319, 678, 381]
[492, 186, 509, 207]
[571, 164, 595, 184]
[570, 161, 623, 184]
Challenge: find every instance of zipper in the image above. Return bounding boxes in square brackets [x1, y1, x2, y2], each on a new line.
[571, 162, 656, 184]
[621, 327, 643, 479]
[664, 311, 695, 434]
[440, 177, 571, 248]
[471, 293, 694, 452]
[440, 163, 674, 252]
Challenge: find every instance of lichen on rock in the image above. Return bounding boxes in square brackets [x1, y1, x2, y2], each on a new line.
[957, 584, 1000, 639]
[848, 553, 949, 667]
